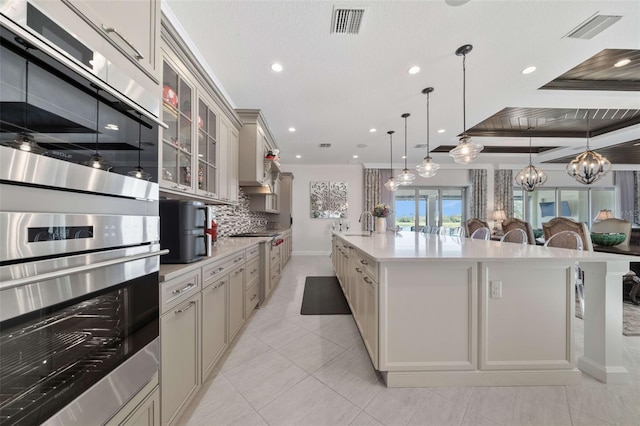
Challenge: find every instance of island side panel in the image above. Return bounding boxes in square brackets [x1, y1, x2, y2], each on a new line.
[478, 261, 575, 371]
[379, 260, 478, 371]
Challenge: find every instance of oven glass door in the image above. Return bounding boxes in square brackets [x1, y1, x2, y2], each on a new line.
[0, 272, 159, 425]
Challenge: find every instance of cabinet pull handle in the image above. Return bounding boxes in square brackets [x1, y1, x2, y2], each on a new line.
[234, 257, 243, 263]
[250, 294, 257, 301]
[213, 281, 226, 290]
[101, 25, 145, 60]
[172, 282, 195, 295]
[360, 259, 368, 265]
[355, 267, 362, 273]
[344, 255, 349, 259]
[210, 267, 224, 276]
[251, 269, 257, 274]
[235, 268, 244, 275]
[363, 276, 373, 284]
[175, 301, 196, 314]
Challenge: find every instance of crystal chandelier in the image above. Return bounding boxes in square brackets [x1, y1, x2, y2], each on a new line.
[384, 130, 400, 191]
[515, 128, 546, 191]
[416, 87, 439, 178]
[566, 115, 611, 185]
[449, 44, 483, 165]
[396, 113, 415, 185]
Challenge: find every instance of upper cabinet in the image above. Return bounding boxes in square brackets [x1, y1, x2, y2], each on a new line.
[236, 109, 280, 188]
[159, 18, 241, 204]
[62, 0, 160, 82]
[2, 0, 161, 116]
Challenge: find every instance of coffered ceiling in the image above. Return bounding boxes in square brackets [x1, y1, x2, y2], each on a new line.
[164, 0, 640, 168]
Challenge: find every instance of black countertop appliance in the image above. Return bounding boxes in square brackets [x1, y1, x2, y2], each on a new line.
[160, 200, 209, 263]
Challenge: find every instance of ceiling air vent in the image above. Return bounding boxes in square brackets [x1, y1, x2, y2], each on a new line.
[331, 6, 366, 34]
[414, 144, 427, 149]
[319, 143, 332, 148]
[564, 12, 622, 40]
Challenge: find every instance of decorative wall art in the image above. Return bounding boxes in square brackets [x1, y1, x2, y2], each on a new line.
[310, 181, 348, 218]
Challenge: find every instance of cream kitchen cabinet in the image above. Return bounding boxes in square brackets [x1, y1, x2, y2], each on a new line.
[160, 292, 201, 426]
[228, 263, 246, 341]
[159, 24, 241, 204]
[10, 0, 160, 115]
[62, 0, 160, 82]
[201, 276, 228, 381]
[237, 109, 272, 187]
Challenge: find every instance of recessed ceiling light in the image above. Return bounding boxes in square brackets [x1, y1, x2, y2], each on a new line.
[614, 58, 631, 67]
[408, 66, 421, 75]
[295, 154, 301, 158]
[271, 63, 283, 72]
[105, 123, 119, 130]
[437, 129, 446, 133]
[522, 66, 537, 74]
[369, 128, 376, 133]
[401, 155, 407, 159]
[356, 143, 367, 148]
[353, 155, 358, 159]
[288, 127, 296, 132]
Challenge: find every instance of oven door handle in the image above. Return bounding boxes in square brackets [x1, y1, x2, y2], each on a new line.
[0, 249, 169, 291]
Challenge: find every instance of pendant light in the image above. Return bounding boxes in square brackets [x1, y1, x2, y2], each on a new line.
[396, 113, 415, 185]
[83, 87, 112, 171]
[449, 44, 483, 164]
[416, 87, 439, 178]
[515, 127, 546, 191]
[384, 130, 399, 191]
[566, 114, 611, 185]
[128, 113, 151, 180]
[3, 45, 46, 154]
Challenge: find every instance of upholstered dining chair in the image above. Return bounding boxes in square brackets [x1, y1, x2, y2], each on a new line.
[502, 218, 536, 245]
[464, 218, 489, 238]
[500, 228, 528, 244]
[544, 230, 585, 315]
[591, 218, 632, 248]
[470, 227, 491, 240]
[542, 217, 593, 252]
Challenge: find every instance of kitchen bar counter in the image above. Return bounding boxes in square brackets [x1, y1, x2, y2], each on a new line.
[160, 236, 270, 282]
[333, 232, 634, 387]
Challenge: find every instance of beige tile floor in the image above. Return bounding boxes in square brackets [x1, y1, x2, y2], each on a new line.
[178, 255, 640, 426]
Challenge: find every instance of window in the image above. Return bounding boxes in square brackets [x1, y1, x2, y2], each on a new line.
[394, 187, 465, 232]
[514, 187, 616, 229]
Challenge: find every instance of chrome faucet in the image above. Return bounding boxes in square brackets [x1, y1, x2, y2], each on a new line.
[359, 211, 374, 234]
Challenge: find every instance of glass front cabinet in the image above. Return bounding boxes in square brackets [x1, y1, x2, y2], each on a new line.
[159, 39, 239, 203]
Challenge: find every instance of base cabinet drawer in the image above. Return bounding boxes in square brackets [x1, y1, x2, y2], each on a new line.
[160, 294, 200, 425]
[245, 257, 260, 287]
[245, 281, 259, 318]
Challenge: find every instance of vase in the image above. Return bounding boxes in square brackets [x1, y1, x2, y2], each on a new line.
[375, 217, 386, 234]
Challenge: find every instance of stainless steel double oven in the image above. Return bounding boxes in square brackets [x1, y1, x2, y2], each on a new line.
[0, 10, 164, 426]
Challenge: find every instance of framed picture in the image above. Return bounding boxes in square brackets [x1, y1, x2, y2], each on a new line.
[310, 181, 348, 218]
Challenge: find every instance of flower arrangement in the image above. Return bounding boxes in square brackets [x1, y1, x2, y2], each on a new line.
[373, 203, 391, 218]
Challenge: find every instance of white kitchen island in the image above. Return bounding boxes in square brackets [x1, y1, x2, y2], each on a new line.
[332, 231, 633, 387]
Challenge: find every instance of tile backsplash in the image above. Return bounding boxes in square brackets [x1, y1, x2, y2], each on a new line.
[210, 189, 269, 237]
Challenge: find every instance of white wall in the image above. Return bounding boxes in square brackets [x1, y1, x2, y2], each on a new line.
[283, 164, 363, 255]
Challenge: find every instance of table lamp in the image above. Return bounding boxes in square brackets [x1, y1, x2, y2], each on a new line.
[493, 210, 506, 234]
[594, 209, 614, 221]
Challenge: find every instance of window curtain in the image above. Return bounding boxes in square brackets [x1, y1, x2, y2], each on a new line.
[379, 169, 395, 228]
[470, 169, 487, 220]
[494, 169, 514, 218]
[363, 168, 381, 231]
[615, 171, 639, 224]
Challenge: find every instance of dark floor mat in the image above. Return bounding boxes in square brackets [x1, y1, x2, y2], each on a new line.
[300, 276, 351, 315]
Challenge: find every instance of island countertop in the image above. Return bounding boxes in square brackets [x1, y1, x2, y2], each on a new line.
[334, 231, 637, 262]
